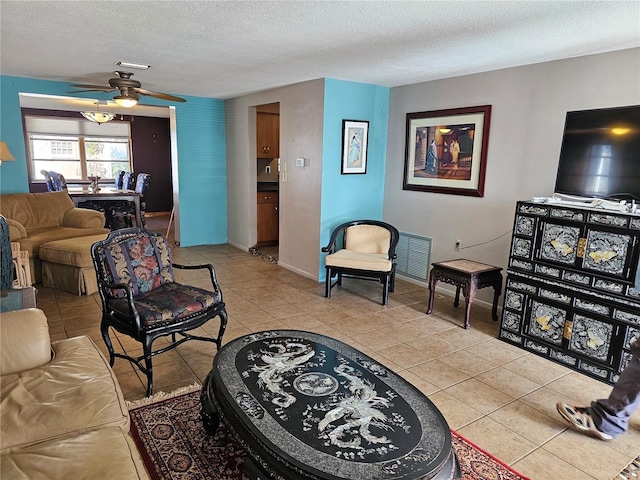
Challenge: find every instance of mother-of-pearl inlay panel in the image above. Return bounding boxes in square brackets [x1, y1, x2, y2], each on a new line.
[208, 330, 455, 479]
[540, 224, 580, 264]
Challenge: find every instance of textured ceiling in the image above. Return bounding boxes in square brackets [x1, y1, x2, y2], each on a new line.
[1, 1, 639, 102]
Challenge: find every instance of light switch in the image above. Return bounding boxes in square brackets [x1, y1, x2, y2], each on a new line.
[295, 157, 306, 167]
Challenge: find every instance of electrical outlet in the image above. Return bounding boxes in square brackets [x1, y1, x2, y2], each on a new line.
[455, 239, 461, 251]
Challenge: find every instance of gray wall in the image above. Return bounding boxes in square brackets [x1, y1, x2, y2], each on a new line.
[225, 79, 325, 278]
[384, 48, 640, 302]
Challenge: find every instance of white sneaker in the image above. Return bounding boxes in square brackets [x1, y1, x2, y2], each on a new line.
[556, 402, 613, 441]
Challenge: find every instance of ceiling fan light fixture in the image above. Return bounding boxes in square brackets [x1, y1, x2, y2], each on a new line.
[70, 71, 185, 105]
[114, 95, 139, 108]
[81, 102, 115, 124]
[81, 111, 116, 124]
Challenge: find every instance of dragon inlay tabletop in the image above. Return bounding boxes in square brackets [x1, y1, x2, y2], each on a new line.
[202, 330, 458, 479]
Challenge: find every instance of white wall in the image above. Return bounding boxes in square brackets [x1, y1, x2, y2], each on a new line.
[384, 48, 640, 302]
[225, 79, 325, 278]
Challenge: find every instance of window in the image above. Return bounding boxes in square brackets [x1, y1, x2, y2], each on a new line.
[50, 141, 74, 156]
[84, 137, 131, 177]
[25, 116, 132, 182]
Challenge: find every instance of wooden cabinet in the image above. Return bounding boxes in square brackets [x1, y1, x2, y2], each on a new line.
[257, 112, 279, 159]
[500, 201, 640, 385]
[257, 192, 278, 245]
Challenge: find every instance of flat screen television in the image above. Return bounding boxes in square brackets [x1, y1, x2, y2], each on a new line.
[554, 105, 640, 201]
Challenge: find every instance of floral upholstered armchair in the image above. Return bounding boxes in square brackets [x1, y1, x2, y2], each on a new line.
[91, 228, 228, 396]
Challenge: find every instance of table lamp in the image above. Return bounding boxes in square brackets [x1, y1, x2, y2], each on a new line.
[0, 142, 15, 165]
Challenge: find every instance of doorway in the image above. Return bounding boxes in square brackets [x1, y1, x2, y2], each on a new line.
[254, 102, 280, 261]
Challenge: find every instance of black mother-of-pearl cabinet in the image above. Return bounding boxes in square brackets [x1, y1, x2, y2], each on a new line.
[499, 201, 640, 385]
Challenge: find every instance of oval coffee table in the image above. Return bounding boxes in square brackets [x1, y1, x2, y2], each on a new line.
[201, 330, 459, 480]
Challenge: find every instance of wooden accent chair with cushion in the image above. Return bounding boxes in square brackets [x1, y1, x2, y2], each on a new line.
[114, 169, 126, 189]
[122, 171, 136, 190]
[91, 228, 228, 396]
[40, 169, 55, 191]
[321, 220, 400, 306]
[111, 173, 151, 229]
[40, 170, 67, 191]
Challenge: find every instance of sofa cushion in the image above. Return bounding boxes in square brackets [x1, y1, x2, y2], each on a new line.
[0, 191, 74, 230]
[0, 309, 51, 376]
[108, 282, 220, 327]
[0, 335, 129, 453]
[98, 232, 174, 297]
[0, 426, 149, 480]
[17, 227, 109, 258]
[62, 206, 106, 229]
[39, 234, 108, 268]
[345, 224, 391, 254]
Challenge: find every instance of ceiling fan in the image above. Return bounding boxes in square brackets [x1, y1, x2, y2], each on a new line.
[70, 71, 186, 107]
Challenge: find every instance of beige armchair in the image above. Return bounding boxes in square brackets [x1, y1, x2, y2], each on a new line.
[321, 220, 400, 306]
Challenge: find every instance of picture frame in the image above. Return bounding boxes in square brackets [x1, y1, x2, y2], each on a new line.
[403, 105, 491, 196]
[341, 119, 369, 174]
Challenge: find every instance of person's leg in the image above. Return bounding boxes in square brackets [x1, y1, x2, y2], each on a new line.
[590, 340, 640, 437]
[557, 340, 640, 440]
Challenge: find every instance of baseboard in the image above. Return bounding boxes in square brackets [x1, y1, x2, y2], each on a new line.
[277, 260, 318, 282]
[145, 211, 172, 218]
[227, 240, 249, 252]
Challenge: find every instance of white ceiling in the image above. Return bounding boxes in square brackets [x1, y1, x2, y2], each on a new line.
[1, 1, 639, 103]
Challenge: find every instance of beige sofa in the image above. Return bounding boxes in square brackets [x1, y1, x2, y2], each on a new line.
[0, 191, 109, 282]
[0, 308, 150, 480]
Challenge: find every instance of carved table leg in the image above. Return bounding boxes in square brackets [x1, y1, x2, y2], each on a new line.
[462, 282, 475, 330]
[200, 372, 221, 435]
[491, 285, 501, 321]
[453, 285, 461, 308]
[426, 272, 438, 315]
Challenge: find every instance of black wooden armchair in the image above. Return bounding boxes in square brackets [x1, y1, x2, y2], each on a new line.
[91, 228, 228, 396]
[321, 220, 400, 306]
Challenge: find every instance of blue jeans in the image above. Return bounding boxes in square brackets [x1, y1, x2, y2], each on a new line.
[590, 340, 640, 437]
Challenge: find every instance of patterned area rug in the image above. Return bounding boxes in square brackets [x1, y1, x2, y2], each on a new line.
[248, 246, 278, 264]
[129, 389, 529, 480]
[613, 455, 639, 480]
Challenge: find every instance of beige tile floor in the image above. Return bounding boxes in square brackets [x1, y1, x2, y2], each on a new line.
[36, 221, 639, 480]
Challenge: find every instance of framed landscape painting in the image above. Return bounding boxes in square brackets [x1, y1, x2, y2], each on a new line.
[341, 120, 369, 174]
[403, 105, 491, 196]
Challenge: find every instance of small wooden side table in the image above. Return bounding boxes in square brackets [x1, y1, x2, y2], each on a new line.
[426, 259, 503, 329]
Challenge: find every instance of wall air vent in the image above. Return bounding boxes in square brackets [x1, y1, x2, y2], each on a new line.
[395, 232, 432, 282]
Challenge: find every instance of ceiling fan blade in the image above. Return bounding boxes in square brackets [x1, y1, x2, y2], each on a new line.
[136, 88, 186, 103]
[70, 83, 116, 91]
[69, 88, 117, 93]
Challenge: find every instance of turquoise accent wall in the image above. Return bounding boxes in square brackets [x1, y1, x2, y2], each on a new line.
[320, 79, 390, 280]
[0, 75, 226, 246]
[172, 95, 227, 246]
[0, 76, 93, 193]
